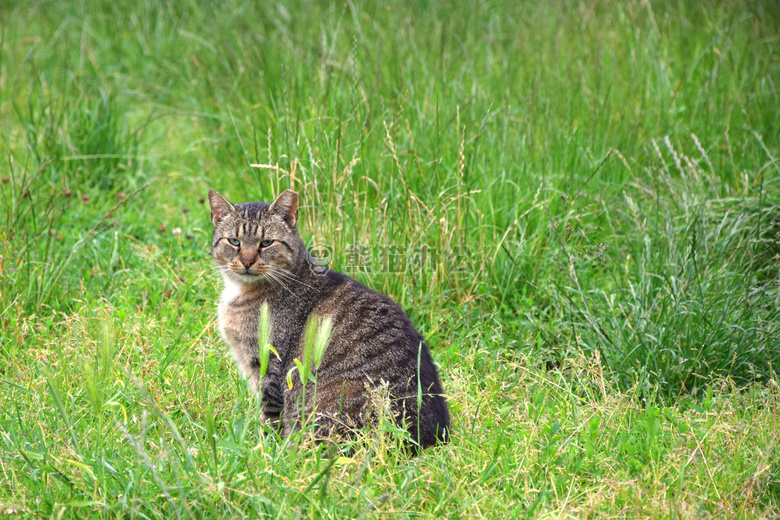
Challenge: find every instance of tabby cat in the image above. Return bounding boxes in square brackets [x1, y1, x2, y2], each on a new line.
[209, 189, 450, 450]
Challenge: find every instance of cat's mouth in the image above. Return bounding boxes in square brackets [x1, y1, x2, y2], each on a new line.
[237, 270, 263, 277]
[232, 267, 270, 279]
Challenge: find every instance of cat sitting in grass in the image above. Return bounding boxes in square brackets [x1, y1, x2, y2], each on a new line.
[208, 189, 450, 451]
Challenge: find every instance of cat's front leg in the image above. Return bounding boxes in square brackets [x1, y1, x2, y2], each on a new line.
[248, 371, 261, 395]
[259, 375, 284, 431]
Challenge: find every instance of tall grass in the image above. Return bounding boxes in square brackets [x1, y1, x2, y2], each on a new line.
[544, 137, 780, 397]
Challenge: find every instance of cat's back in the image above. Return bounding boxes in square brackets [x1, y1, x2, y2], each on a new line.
[316, 271, 423, 342]
[311, 270, 437, 385]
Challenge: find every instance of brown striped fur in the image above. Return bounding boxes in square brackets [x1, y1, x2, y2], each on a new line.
[208, 189, 450, 450]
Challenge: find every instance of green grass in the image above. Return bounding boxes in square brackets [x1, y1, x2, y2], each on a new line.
[1, 0, 779, 517]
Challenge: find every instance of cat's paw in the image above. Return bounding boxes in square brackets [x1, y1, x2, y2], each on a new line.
[259, 410, 282, 434]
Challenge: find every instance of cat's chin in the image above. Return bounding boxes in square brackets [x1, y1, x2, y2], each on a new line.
[224, 270, 270, 286]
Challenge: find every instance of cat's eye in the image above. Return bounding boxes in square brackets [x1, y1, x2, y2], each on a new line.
[227, 238, 240, 247]
[260, 239, 274, 248]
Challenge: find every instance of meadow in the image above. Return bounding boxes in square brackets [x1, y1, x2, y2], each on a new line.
[1, 0, 779, 517]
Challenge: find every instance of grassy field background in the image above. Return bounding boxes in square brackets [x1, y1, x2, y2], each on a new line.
[1, 0, 779, 517]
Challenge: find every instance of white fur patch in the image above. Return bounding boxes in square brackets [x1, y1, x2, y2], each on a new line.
[221, 275, 244, 304]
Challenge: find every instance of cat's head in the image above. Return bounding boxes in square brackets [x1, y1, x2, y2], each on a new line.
[208, 189, 302, 286]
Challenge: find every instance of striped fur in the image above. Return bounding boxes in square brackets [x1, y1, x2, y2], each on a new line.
[208, 189, 450, 450]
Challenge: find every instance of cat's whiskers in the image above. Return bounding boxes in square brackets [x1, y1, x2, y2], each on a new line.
[272, 266, 316, 289]
[263, 270, 301, 300]
[203, 266, 230, 280]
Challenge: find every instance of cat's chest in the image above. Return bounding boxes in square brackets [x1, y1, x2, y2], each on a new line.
[216, 278, 308, 358]
[220, 277, 245, 306]
[217, 279, 263, 345]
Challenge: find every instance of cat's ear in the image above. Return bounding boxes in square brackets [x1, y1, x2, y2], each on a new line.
[208, 190, 236, 224]
[268, 189, 299, 227]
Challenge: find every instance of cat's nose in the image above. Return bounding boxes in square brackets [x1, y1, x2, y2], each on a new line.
[240, 256, 255, 268]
